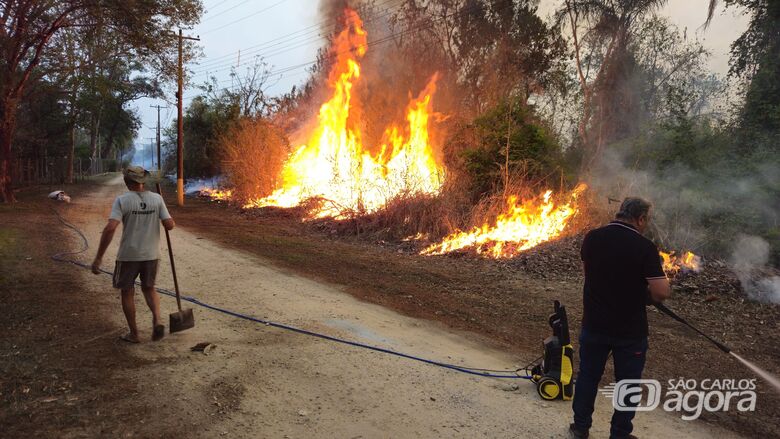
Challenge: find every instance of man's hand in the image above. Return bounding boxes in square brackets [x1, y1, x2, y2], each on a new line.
[93, 220, 118, 275]
[91, 258, 102, 274]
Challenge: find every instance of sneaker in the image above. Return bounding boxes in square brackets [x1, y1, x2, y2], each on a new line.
[569, 423, 589, 438]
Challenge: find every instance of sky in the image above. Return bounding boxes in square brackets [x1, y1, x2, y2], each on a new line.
[130, 0, 751, 167]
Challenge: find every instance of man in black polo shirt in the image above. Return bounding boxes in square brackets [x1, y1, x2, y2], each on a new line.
[570, 197, 671, 439]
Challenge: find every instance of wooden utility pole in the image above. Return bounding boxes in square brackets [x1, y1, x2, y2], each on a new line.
[145, 137, 156, 169]
[150, 104, 168, 172]
[176, 29, 200, 206]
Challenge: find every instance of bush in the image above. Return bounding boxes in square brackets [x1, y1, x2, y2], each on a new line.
[455, 99, 564, 198]
[219, 118, 290, 201]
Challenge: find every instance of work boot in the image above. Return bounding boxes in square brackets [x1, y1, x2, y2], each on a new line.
[569, 423, 589, 438]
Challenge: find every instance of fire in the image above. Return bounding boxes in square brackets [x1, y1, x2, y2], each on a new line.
[199, 188, 233, 202]
[422, 184, 588, 258]
[660, 250, 702, 274]
[245, 9, 444, 218]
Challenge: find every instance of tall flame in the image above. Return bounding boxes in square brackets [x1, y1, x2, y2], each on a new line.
[246, 9, 444, 218]
[423, 184, 588, 258]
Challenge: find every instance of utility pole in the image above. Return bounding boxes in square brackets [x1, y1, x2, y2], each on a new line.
[176, 29, 200, 206]
[150, 105, 169, 172]
[145, 137, 156, 169]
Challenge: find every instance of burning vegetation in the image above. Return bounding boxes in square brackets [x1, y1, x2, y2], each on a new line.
[188, 2, 779, 304]
[422, 184, 588, 258]
[660, 250, 702, 275]
[243, 10, 444, 219]
[200, 7, 590, 258]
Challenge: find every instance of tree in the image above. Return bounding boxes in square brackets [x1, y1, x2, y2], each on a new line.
[0, 0, 202, 202]
[558, 0, 668, 172]
[457, 98, 562, 197]
[455, 0, 567, 113]
[726, 0, 780, 142]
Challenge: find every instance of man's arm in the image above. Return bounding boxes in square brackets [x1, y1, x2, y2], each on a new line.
[162, 218, 175, 231]
[92, 219, 120, 274]
[157, 193, 174, 231]
[648, 277, 671, 303]
[644, 241, 671, 303]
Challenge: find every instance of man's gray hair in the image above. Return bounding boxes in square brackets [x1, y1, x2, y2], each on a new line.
[616, 197, 652, 221]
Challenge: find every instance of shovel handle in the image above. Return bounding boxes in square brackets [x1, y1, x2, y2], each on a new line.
[156, 183, 183, 312]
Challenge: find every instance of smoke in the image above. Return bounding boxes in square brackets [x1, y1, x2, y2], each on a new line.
[318, 0, 362, 25]
[587, 145, 780, 252]
[731, 235, 780, 304]
[586, 142, 780, 304]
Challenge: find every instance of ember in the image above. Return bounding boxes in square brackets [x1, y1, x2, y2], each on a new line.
[198, 188, 233, 202]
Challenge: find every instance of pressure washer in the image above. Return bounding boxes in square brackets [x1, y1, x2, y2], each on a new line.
[529, 300, 575, 401]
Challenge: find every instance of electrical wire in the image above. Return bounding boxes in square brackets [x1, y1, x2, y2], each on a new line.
[49, 205, 532, 380]
[203, 0, 233, 14]
[183, 0, 511, 99]
[200, 0, 291, 35]
[200, 0, 255, 23]
[182, 5, 457, 99]
[191, 0, 405, 74]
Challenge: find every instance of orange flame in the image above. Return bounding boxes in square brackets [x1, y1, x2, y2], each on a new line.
[199, 188, 233, 201]
[245, 9, 444, 218]
[422, 184, 588, 258]
[660, 250, 702, 274]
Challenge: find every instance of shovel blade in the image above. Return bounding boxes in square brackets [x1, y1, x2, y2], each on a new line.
[170, 308, 195, 333]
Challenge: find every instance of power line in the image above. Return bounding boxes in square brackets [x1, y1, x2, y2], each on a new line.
[191, 33, 326, 78]
[203, 0, 233, 13]
[191, 0, 404, 72]
[200, 0, 254, 23]
[189, 3, 407, 82]
[183, 7, 460, 99]
[193, 27, 324, 72]
[182, 0, 501, 104]
[200, 0, 291, 35]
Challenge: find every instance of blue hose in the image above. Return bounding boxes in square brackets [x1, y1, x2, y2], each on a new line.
[50, 206, 531, 380]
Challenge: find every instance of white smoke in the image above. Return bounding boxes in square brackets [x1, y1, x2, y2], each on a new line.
[731, 235, 780, 304]
[165, 175, 226, 195]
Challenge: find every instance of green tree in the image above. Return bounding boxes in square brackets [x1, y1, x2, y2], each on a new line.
[0, 0, 202, 202]
[458, 98, 562, 197]
[726, 0, 780, 143]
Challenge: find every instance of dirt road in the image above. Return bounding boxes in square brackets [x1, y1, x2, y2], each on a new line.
[56, 175, 739, 438]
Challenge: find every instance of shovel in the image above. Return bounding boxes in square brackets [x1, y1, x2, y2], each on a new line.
[156, 183, 194, 333]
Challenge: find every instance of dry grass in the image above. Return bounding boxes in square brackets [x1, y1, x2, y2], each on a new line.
[219, 119, 290, 201]
[326, 171, 593, 245]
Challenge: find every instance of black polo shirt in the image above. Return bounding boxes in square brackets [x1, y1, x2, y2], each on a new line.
[580, 221, 666, 338]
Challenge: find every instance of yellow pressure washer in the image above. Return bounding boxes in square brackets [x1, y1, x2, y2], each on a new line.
[530, 300, 575, 401]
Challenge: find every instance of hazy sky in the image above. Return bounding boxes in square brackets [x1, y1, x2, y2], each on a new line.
[131, 0, 750, 166]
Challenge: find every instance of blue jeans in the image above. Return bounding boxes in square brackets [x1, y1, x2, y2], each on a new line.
[572, 328, 648, 439]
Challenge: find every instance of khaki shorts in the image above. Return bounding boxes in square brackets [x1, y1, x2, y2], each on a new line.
[113, 260, 159, 290]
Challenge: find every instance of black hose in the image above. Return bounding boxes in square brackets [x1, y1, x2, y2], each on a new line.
[49, 204, 532, 380]
[654, 303, 731, 353]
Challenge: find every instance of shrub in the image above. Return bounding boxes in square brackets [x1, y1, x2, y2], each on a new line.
[219, 118, 290, 201]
